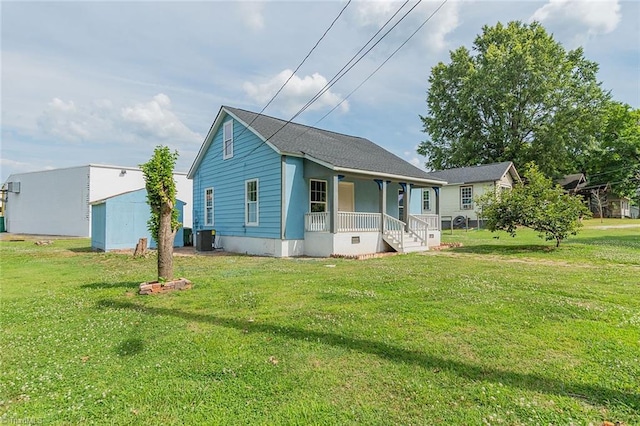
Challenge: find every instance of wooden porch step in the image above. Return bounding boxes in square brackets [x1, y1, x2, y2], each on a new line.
[383, 232, 428, 253]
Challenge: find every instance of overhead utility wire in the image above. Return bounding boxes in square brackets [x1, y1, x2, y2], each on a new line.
[234, 0, 352, 142]
[253, 0, 421, 151]
[196, 0, 353, 167]
[291, 0, 419, 123]
[312, 0, 450, 127]
[238, 0, 416, 160]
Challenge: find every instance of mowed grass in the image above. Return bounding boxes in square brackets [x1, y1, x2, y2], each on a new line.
[1, 221, 639, 425]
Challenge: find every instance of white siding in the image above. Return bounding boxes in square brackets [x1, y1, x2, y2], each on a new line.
[439, 182, 498, 221]
[4, 164, 192, 237]
[5, 166, 90, 236]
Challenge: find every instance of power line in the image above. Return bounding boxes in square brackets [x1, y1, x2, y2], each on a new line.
[198, 1, 353, 166]
[290, 0, 415, 122]
[244, 0, 423, 156]
[240, 0, 353, 136]
[313, 0, 450, 127]
[264, 0, 449, 150]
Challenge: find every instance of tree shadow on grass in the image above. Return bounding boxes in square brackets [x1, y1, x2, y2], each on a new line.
[67, 247, 96, 253]
[96, 299, 639, 411]
[447, 244, 555, 255]
[575, 235, 640, 249]
[116, 337, 145, 356]
[81, 281, 141, 290]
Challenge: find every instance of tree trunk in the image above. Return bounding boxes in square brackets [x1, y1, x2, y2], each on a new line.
[157, 204, 176, 281]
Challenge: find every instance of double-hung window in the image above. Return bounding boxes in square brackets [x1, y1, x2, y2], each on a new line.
[204, 187, 214, 226]
[422, 189, 431, 212]
[310, 179, 327, 212]
[223, 121, 234, 159]
[460, 185, 473, 210]
[245, 179, 258, 225]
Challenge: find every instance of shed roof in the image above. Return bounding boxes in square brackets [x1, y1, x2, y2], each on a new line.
[188, 106, 445, 185]
[91, 188, 186, 206]
[427, 162, 519, 185]
[557, 173, 587, 191]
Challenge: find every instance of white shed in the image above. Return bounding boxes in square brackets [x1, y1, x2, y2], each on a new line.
[3, 164, 192, 237]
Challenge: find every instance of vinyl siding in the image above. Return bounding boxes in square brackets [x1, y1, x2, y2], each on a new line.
[284, 156, 306, 240]
[192, 114, 282, 239]
[91, 189, 184, 251]
[439, 182, 496, 221]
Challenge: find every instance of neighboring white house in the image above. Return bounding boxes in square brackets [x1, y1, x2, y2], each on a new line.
[3, 164, 192, 237]
[421, 162, 520, 228]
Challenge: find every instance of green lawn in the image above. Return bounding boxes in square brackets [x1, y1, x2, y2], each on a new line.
[1, 222, 639, 425]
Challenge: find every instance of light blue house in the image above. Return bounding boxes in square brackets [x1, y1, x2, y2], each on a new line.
[91, 188, 185, 251]
[188, 106, 446, 257]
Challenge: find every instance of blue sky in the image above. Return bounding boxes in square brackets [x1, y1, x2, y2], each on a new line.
[2, 0, 638, 182]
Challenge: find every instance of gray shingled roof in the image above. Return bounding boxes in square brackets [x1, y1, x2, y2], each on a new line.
[224, 106, 443, 183]
[427, 162, 517, 184]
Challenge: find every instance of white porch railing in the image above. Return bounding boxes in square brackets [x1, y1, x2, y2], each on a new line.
[338, 212, 381, 232]
[383, 214, 405, 251]
[413, 214, 440, 230]
[305, 212, 330, 232]
[305, 212, 382, 232]
[306, 212, 440, 236]
[407, 215, 428, 247]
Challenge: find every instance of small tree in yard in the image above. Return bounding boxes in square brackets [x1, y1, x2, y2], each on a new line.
[140, 146, 180, 281]
[477, 163, 591, 247]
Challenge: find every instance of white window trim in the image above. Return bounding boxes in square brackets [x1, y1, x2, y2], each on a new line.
[245, 178, 259, 226]
[223, 120, 234, 159]
[204, 187, 214, 226]
[309, 179, 328, 213]
[422, 189, 431, 212]
[461, 185, 473, 210]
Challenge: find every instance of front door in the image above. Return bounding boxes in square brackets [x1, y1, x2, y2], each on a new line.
[338, 182, 354, 212]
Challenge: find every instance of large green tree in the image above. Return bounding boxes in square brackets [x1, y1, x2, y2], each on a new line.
[418, 21, 610, 178]
[477, 163, 591, 247]
[585, 102, 640, 200]
[140, 146, 180, 281]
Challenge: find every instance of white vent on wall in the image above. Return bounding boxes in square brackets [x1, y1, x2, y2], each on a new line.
[7, 182, 20, 193]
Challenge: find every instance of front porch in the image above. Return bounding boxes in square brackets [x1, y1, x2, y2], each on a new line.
[304, 211, 441, 257]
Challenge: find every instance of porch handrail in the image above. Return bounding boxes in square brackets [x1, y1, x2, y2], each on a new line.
[305, 212, 329, 232]
[407, 215, 428, 247]
[413, 214, 440, 231]
[383, 214, 405, 249]
[338, 212, 381, 232]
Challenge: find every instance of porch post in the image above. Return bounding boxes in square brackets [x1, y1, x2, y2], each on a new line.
[403, 183, 411, 231]
[375, 179, 387, 232]
[433, 186, 441, 230]
[330, 174, 339, 234]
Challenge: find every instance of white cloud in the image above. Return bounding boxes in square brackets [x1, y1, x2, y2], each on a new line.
[243, 70, 349, 116]
[352, 0, 461, 51]
[354, 0, 399, 26]
[426, 1, 461, 51]
[121, 94, 202, 143]
[36, 94, 201, 145]
[404, 150, 423, 168]
[236, 2, 265, 31]
[37, 98, 93, 141]
[531, 0, 621, 35]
